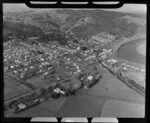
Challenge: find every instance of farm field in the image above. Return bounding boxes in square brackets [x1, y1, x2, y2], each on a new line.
[4, 75, 32, 101]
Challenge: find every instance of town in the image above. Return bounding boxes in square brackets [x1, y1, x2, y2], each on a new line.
[4, 31, 145, 114]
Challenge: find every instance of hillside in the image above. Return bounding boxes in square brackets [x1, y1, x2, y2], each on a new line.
[3, 9, 146, 43]
[3, 20, 44, 41]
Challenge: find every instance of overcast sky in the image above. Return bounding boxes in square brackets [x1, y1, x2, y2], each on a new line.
[3, 3, 146, 14]
[105, 4, 146, 14]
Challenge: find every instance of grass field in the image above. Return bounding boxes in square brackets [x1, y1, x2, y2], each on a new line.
[4, 75, 32, 101]
[5, 66, 145, 117]
[26, 76, 50, 90]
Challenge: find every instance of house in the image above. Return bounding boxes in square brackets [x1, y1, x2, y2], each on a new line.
[4, 67, 8, 71]
[13, 70, 18, 74]
[39, 70, 43, 73]
[44, 72, 49, 76]
[123, 67, 127, 71]
[60, 90, 65, 95]
[18, 103, 26, 109]
[53, 88, 61, 93]
[87, 75, 93, 81]
[20, 73, 25, 78]
[29, 66, 34, 69]
[10, 65, 14, 69]
[107, 59, 117, 64]
[40, 58, 44, 61]
[77, 47, 80, 50]
[141, 69, 145, 72]
[77, 69, 81, 73]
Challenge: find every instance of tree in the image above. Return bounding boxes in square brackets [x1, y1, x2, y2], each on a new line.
[80, 46, 88, 51]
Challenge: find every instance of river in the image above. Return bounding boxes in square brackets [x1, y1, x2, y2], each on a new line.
[117, 39, 146, 65]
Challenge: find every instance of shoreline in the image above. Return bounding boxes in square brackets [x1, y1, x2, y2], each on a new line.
[111, 35, 146, 69]
[136, 42, 146, 56]
[96, 52, 145, 97]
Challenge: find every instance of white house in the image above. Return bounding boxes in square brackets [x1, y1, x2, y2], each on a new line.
[87, 75, 93, 81]
[18, 103, 26, 109]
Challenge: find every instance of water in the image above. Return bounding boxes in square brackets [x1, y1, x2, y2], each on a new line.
[118, 39, 146, 65]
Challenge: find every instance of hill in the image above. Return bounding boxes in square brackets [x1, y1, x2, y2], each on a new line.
[3, 9, 146, 43]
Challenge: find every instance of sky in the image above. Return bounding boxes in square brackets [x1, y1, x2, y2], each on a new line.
[3, 3, 146, 14]
[104, 4, 146, 14]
